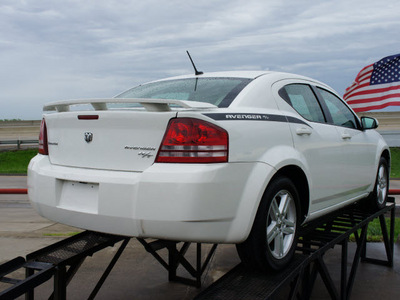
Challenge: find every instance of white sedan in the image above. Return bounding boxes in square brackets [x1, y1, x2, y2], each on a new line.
[28, 71, 390, 271]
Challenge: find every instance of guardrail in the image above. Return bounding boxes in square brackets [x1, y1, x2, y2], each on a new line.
[0, 139, 38, 149]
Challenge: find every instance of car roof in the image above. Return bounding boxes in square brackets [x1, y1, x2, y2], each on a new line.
[148, 70, 325, 86]
[157, 71, 272, 80]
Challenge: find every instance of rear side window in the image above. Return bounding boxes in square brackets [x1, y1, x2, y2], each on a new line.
[116, 77, 252, 108]
[279, 84, 325, 123]
[317, 88, 358, 129]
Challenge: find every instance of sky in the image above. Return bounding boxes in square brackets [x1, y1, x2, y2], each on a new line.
[1, 0, 400, 120]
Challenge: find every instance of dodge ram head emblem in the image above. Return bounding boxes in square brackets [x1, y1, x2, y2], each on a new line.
[84, 132, 93, 143]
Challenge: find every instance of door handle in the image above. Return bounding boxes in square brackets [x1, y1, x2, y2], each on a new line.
[296, 128, 312, 136]
[341, 133, 352, 140]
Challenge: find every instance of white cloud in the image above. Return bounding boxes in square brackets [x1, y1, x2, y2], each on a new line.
[1, 0, 400, 119]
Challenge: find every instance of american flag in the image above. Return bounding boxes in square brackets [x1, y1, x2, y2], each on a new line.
[343, 53, 400, 112]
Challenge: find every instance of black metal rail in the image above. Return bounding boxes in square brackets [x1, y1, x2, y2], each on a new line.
[137, 238, 218, 288]
[195, 198, 396, 300]
[0, 231, 129, 300]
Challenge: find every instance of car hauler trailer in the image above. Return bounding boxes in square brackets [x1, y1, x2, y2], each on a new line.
[0, 197, 397, 300]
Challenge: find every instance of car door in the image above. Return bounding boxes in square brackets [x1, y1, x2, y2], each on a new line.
[315, 87, 377, 198]
[272, 81, 346, 214]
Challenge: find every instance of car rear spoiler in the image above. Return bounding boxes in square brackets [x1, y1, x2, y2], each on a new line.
[43, 98, 217, 112]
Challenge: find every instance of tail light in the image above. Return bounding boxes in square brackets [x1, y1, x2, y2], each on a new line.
[156, 118, 228, 163]
[38, 119, 48, 155]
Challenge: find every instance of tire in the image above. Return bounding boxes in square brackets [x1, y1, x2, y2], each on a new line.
[236, 176, 300, 272]
[366, 157, 389, 211]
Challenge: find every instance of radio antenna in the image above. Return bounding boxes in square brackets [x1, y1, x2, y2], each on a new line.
[186, 51, 203, 76]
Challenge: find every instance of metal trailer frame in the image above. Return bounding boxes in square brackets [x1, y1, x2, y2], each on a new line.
[0, 197, 396, 299]
[0, 233, 218, 299]
[195, 197, 396, 300]
[137, 238, 218, 288]
[0, 231, 129, 300]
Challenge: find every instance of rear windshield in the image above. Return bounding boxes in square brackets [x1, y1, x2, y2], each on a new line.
[115, 77, 252, 108]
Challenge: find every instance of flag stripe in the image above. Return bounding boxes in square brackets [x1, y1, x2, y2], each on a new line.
[347, 92, 400, 105]
[345, 84, 400, 98]
[343, 82, 371, 98]
[351, 101, 400, 112]
[358, 69, 373, 82]
[356, 64, 374, 77]
[343, 69, 373, 97]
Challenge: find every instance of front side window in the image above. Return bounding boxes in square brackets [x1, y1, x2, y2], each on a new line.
[279, 84, 325, 123]
[317, 88, 358, 129]
[115, 77, 252, 108]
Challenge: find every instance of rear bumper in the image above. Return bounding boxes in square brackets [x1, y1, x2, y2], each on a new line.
[28, 154, 275, 243]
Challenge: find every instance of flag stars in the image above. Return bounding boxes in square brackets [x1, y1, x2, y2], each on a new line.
[371, 56, 400, 86]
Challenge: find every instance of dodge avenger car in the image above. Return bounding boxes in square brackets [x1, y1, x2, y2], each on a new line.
[28, 71, 390, 271]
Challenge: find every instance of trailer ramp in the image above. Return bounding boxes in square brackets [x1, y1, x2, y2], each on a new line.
[0, 231, 129, 300]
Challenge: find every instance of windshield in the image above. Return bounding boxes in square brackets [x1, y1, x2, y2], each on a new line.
[115, 77, 252, 108]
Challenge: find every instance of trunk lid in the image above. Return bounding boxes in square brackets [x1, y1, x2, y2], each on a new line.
[45, 111, 177, 172]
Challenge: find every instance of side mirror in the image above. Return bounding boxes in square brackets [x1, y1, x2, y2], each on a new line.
[361, 116, 379, 130]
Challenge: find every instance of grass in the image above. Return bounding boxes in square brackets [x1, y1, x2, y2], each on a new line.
[0, 149, 38, 174]
[390, 147, 400, 178]
[0, 119, 22, 122]
[43, 232, 81, 237]
[350, 217, 400, 242]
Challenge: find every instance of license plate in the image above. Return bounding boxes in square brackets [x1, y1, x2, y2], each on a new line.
[58, 181, 99, 214]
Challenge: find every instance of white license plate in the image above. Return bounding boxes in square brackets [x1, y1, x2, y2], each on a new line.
[58, 181, 99, 214]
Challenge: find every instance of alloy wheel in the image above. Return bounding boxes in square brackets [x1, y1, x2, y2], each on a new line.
[266, 190, 297, 259]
